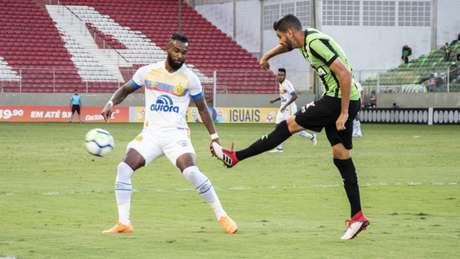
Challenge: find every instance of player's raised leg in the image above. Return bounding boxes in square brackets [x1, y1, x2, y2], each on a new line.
[102, 148, 145, 234]
[176, 153, 238, 234]
[212, 116, 304, 167]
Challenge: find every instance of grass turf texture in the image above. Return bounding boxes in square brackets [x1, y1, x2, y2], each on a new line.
[0, 122, 459, 259]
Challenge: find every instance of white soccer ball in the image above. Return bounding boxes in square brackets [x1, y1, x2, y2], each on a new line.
[85, 128, 114, 156]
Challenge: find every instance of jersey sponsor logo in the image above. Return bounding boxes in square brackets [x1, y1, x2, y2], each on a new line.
[151, 95, 180, 113]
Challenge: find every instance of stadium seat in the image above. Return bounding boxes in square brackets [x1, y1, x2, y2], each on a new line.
[0, 0, 276, 94]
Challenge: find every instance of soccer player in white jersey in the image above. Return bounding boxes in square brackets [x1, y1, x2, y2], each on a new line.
[269, 68, 317, 152]
[100, 33, 238, 234]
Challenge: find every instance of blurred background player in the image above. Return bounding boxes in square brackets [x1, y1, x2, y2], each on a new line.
[100, 33, 237, 235]
[69, 89, 81, 123]
[269, 68, 317, 152]
[352, 117, 363, 137]
[212, 14, 368, 240]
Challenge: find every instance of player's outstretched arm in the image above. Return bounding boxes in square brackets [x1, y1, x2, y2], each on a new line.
[270, 97, 281, 104]
[259, 44, 290, 70]
[193, 96, 219, 144]
[101, 82, 137, 121]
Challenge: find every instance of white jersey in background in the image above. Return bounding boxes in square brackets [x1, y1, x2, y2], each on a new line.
[131, 61, 203, 131]
[276, 79, 297, 123]
[272, 78, 317, 152]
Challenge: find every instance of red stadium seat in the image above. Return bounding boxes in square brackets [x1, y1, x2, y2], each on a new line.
[0, 0, 276, 94]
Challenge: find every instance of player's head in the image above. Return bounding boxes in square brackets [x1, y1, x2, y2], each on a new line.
[74, 89, 78, 94]
[277, 68, 286, 83]
[166, 33, 189, 70]
[273, 14, 303, 50]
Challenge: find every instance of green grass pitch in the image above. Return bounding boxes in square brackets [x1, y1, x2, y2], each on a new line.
[0, 122, 459, 258]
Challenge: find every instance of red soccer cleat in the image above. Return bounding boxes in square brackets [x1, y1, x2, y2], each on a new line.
[211, 142, 239, 168]
[340, 211, 369, 240]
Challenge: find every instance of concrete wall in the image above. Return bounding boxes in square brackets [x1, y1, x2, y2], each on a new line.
[0, 93, 143, 106]
[194, 0, 261, 54]
[0, 93, 315, 108]
[321, 26, 432, 71]
[378, 93, 460, 108]
[196, 0, 460, 72]
[437, 0, 460, 46]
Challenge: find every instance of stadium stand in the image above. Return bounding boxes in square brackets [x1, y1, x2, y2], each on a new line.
[0, 0, 277, 95]
[362, 41, 460, 92]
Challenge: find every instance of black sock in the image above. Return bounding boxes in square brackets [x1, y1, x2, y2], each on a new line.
[236, 120, 292, 161]
[333, 158, 362, 217]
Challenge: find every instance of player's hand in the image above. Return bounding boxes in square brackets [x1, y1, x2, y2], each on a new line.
[336, 113, 348, 131]
[259, 56, 270, 70]
[101, 101, 113, 121]
[280, 107, 286, 113]
[209, 139, 220, 157]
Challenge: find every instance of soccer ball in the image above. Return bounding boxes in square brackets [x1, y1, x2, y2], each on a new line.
[85, 128, 114, 156]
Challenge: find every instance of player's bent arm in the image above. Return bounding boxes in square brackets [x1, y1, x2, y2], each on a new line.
[330, 59, 352, 111]
[329, 59, 352, 130]
[270, 97, 281, 104]
[101, 82, 138, 120]
[193, 97, 218, 141]
[281, 92, 298, 110]
[109, 82, 137, 105]
[260, 44, 290, 69]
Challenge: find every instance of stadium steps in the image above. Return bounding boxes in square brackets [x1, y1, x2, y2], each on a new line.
[0, 0, 275, 94]
[59, 0, 277, 94]
[46, 4, 124, 82]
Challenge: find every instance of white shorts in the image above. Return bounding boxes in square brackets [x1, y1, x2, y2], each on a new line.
[275, 103, 298, 124]
[126, 128, 195, 167]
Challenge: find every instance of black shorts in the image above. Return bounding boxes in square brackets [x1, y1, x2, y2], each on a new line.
[71, 105, 81, 114]
[294, 96, 360, 150]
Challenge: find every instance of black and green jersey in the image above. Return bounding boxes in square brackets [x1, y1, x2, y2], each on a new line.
[299, 28, 360, 101]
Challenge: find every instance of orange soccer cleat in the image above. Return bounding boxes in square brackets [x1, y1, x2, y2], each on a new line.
[102, 222, 134, 234]
[218, 215, 238, 234]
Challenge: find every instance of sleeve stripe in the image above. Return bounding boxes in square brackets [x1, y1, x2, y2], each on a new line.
[325, 54, 338, 66]
[191, 92, 204, 100]
[129, 79, 142, 90]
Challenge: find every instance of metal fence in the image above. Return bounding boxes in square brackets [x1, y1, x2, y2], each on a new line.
[356, 66, 460, 94]
[2, 65, 460, 98]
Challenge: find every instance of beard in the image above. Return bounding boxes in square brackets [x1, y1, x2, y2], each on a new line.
[284, 40, 294, 51]
[167, 55, 184, 70]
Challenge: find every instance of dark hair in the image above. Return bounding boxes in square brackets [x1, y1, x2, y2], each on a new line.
[171, 33, 188, 43]
[278, 68, 286, 74]
[273, 14, 302, 32]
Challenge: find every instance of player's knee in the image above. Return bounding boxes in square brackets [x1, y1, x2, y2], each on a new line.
[332, 144, 351, 159]
[176, 153, 195, 171]
[286, 117, 304, 133]
[123, 149, 145, 170]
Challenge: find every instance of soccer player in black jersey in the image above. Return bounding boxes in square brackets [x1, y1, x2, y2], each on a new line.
[212, 14, 369, 240]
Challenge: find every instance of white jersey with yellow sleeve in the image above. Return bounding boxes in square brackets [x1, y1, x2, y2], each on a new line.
[126, 61, 203, 165]
[130, 61, 203, 131]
